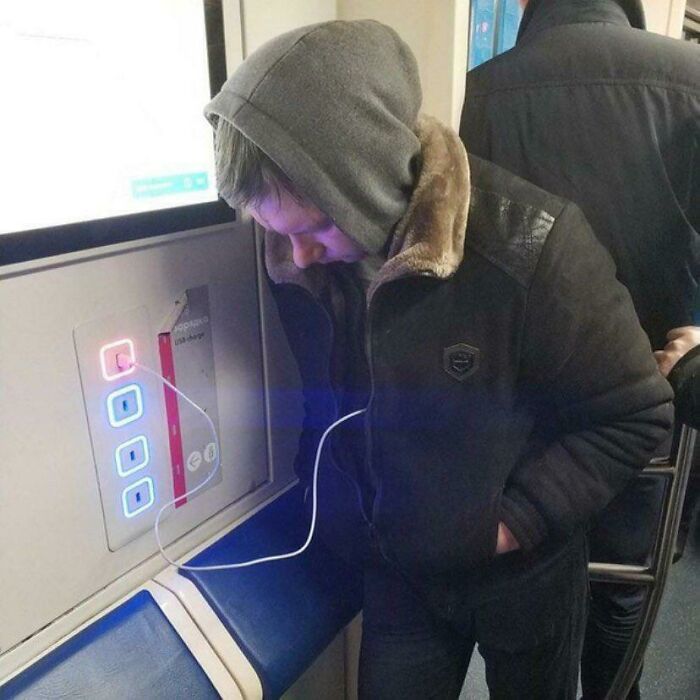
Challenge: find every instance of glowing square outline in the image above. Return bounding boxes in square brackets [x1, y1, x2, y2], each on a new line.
[107, 384, 144, 428]
[121, 477, 155, 518]
[100, 338, 135, 381]
[115, 435, 150, 477]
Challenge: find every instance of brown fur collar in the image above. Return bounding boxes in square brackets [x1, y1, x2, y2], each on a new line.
[264, 114, 470, 301]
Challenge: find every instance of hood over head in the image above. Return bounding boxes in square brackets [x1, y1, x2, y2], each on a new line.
[204, 20, 422, 255]
[517, 0, 646, 42]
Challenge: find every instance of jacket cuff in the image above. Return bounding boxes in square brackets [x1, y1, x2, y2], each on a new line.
[500, 490, 549, 552]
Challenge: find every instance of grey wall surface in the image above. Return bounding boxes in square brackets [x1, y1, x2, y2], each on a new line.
[0, 221, 302, 674]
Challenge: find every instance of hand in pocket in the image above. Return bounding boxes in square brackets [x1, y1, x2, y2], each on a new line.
[495, 522, 520, 555]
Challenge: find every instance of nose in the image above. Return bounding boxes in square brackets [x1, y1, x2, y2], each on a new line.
[290, 237, 324, 268]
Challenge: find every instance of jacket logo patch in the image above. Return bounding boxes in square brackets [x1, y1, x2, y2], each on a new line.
[444, 343, 480, 381]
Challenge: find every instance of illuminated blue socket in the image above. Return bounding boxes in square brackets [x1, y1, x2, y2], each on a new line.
[122, 477, 155, 518]
[115, 435, 150, 477]
[107, 384, 144, 428]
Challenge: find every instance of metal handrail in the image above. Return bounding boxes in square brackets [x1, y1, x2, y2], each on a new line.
[586, 424, 697, 700]
[587, 562, 654, 586]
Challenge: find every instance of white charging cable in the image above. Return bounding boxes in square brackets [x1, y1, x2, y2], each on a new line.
[122, 356, 365, 571]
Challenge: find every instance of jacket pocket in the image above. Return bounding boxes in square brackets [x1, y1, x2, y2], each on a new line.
[474, 532, 588, 652]
[377, 485, 505, 575]
[486, 487, 504, 561]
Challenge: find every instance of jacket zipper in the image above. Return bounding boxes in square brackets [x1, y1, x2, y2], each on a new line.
[299, 285, 374, 529]
[364, 277, 416, 533]
[364, 294, 378, 530]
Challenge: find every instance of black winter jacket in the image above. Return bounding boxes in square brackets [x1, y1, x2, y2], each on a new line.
[265, 116, 672, 584]
[460, 0, 700, 352]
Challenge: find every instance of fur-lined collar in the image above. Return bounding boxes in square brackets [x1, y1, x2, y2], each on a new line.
[264, 114, 470, 303]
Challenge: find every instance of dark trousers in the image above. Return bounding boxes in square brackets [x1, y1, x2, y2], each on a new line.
[581, 475, 666, 700]
[359, 536, 589, 699]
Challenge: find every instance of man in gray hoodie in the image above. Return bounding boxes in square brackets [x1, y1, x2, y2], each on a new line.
[204, 19, 672, 698]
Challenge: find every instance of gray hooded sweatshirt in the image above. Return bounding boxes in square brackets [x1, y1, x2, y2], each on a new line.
[204, 20, 422, 255]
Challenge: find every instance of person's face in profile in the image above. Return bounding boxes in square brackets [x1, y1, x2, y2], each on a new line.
[247, 187, 367, 269]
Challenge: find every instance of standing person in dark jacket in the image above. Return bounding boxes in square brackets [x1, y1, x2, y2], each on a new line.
[206, 19, 672, 699]
[460, 1, 699, 697]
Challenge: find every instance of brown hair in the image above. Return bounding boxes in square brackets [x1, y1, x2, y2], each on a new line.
[213, 117, 301, 208]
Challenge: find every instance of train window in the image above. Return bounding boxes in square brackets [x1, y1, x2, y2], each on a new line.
[468, 0, 522, 69]
[0, 0, 234, 266]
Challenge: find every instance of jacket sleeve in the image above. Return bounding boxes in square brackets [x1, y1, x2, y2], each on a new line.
[500, 203, 674, 551]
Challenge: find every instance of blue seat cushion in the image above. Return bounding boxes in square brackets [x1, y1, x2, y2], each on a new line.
[2, 590, 218, 699]
[183, 485, 363, 699]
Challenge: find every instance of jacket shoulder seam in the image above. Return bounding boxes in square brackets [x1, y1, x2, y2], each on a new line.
[466, 186, 559, 289]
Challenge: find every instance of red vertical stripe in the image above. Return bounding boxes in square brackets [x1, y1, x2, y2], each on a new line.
[158, 333, 187, 507]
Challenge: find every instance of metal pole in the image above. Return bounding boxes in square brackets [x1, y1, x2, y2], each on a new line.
[602, 425, 696, 700]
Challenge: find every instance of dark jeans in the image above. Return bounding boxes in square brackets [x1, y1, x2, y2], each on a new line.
[581, 475, 666, 700]
[359, 535, 589, 699]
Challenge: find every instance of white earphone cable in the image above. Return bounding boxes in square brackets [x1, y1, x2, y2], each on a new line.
[131, 359, 365, 571]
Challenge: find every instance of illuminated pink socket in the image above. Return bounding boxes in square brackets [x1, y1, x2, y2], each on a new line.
[100, 339, 135, 381]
